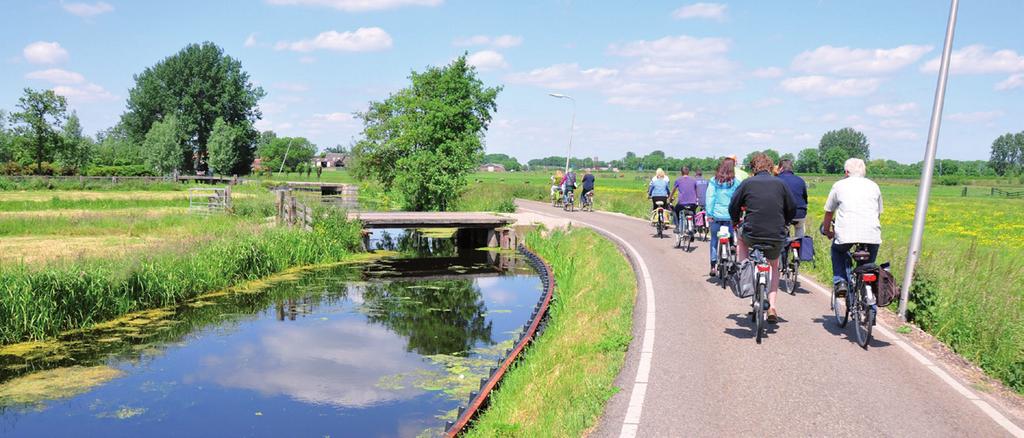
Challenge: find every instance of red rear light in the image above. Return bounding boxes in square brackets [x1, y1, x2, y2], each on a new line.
[791, 241, 801, 248]
[719, 237, 730, 243]
[756, 265, 770, 272]
[862, 273, 877, 282]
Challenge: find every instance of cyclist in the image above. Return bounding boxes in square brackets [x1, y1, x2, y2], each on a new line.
[563, 168, 577, 206]
[694, 169, 708, 207]
[705, 157, 739, 276]
[822, 158, 883, 298]
[776, 159, 808, 238]
[670, 167, 699, 234]
[648, 167, 671, 219]
[550, 169, 564, 203]
[581, 169, 595, 205]
[729, 153, 796, 323]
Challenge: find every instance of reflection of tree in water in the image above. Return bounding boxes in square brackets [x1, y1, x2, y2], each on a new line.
[360, 280, 492, 355]
[371, 230, 457, 257]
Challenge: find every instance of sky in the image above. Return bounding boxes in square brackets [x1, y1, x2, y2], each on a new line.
[2, 0, 1022, 163]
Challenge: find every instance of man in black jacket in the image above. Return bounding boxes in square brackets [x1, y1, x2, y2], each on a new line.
[729, 153, 796, 323]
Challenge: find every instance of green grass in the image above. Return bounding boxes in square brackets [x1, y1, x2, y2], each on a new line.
[466, 227, 635, 437]
[0, 207, 362, 344]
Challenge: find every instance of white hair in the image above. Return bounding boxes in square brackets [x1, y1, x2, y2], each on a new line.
[844, 158, 867, 177]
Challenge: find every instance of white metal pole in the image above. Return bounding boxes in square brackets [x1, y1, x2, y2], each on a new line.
[898, 0, 959, 320]
[279, 139, 295, 174]
[565, 97, 576, 174]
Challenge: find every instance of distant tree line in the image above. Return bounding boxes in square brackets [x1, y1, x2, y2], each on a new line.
[0, 42, 323, 177]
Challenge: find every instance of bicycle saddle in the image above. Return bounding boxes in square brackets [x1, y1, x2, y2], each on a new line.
[655, 201, 664, 206]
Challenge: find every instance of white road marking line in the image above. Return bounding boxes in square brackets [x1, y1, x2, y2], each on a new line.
[798, 274, 1024, 437]
[519, 205, 656, 437]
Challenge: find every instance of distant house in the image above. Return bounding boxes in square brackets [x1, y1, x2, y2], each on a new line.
[313, 153, 351, 168]
[251, 158, 267, 172]
[480, 163, 507, 172]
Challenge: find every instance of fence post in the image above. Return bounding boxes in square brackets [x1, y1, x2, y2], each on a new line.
[224, 185, 233, 211]
[991, 187, 996, 196]
[961, 186, 967, 197]
[289, 196, 297, 226]
[275, 191, 285, 226]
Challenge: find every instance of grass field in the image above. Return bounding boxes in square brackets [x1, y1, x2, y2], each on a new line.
[467, 228, 635, 437]
[468, 169, 1024, 394]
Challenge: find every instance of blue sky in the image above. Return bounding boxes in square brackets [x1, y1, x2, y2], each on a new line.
[2, 0, 1022, 163]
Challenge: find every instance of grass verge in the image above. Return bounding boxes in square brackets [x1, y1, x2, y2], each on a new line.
[466, 227, 636, 437]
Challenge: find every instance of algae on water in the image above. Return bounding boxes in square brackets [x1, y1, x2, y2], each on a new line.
[0, 366, 124, 406]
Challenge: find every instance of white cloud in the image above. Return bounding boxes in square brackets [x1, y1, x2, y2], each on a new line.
[866, 102, 917, 117]
[244, 33, 258, 48]
[62, 1, 114, 17]
[921, 45, 1024, 75]
[312, 112, 355, 123]
[664, 111, 697, 121]
[466, 50, 508, 71]
[609, 35, 729, 59]
[453, 34, 523, 49]
[945, 111, 1004, 123]
[781, 75, 881, 98]
[266, 0, 442, 12]
[505, 63, 618, 90]
[752, 67, 784, 78]
[275, 28, 393, 52]
[23, 41, 69, 64]
[672, 3, 727, 21]
[25, 68, 85, 85]
[751, 97, 783, 108]
[273, 82, 310, 92]
[52, 83, 116, 103]
[996, 73, 1024, 91]
[793, 45, 932, 76]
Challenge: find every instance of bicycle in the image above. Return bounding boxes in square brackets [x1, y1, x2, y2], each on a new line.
[779, 234, 802, 295]
[675, 208, 696, 251]
[831, 243, 879, 349]
[563, 190, 575, 212]
[550, 189, 563, 208]
[747, 245, 774, 344]
[694, 209, 710, 241]
[581, 190, 594, 212]
[651, 201, 668, 238]
[715, 225, 736, 288]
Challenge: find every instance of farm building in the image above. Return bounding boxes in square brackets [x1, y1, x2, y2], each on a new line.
[479, 163, 507, 172]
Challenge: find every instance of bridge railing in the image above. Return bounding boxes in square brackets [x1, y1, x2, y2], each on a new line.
[274, 189, 314, 231]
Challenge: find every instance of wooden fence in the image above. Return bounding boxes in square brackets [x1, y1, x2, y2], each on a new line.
[275, 190, 314, 231]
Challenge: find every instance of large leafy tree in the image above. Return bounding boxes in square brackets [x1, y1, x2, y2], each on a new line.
[0, 109, 12, 163]
[743, 148, 781, 168]
[818, 127, 870, 173]
[57, 112, 93, 173]
[257, 136, 317, 172]
[143, 116, 184, 174]
[12, 88, 68, 172]
[795, 148, 821, 173]
[988, 132, 1023, 176]
[354, 55, 501, 211]
[121, 42, 264, 173]
[206, 117, 255, 175]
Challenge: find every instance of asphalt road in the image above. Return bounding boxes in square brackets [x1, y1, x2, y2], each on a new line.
[516, 199, 1023, 438]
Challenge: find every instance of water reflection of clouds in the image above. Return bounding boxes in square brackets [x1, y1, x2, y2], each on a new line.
[476, 277, 533, 307]
[197, 319, 426, 409]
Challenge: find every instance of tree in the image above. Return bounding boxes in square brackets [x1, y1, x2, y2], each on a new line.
[0, 109, 12, 163]
[989, 132, 1023, 176]
[11, 88, 68, 172]
[780, 152, 795, 163]
[57, 112, 92, 173]
[121, 42, 264, 173]
[481, 153, 522, 171]
[93, 125, 143, 166]
[257, 136, 316, 172]
[323, 144, 349, 155]
[143, 116, 184, 174]
[353, 55, 501, 211]
[743, 149, 781, 168]
[206, 117, 255, 175]
[818, 127, 870, 173]
[795, 148, 820, 173]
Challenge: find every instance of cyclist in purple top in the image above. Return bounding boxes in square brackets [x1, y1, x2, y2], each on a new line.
[670, 167, 699, 233]
[694, 169, 708, 207]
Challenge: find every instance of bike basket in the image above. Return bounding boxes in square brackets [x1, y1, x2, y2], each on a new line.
[730, 259, 756, 299]
[876, 265, 899, 307]
[797, 236, 815, 262]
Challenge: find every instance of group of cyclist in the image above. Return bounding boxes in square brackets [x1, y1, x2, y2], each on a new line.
[550, 168, 595, 208]
[643, 153, 882, 325]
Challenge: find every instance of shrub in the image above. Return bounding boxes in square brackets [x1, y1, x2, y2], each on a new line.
[84, 165, 155, 177]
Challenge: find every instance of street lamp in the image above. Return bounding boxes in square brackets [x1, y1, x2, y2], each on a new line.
[549, 93, 576, 173]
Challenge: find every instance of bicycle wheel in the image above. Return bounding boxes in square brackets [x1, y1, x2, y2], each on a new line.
[832, 282, 849, 327]
[791, 260, 800, 293]
[853, 283, 875, 349]
[718, 245, 728, 289]
[656, 216, 664, 238]
[754, 284, 764, 344]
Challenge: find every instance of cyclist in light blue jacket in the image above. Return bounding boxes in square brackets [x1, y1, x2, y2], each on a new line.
[705, 157, 740, 276]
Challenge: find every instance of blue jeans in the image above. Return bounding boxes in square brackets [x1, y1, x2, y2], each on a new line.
[831, 242, 879, 285]
[709, 220, 734, 266]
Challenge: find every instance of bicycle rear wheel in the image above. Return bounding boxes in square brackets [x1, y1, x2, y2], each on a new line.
[832, 283, 849, 327]
[656, 217, 664, 238]
[754, 286, 765, 344]
[853, 284, 875, 349]
[718, 244, 728, 289]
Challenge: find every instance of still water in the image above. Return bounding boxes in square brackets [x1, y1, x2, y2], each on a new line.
[0, 230, 541, 437]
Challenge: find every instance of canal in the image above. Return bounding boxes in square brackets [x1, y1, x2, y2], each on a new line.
[0, 229, 541, 437]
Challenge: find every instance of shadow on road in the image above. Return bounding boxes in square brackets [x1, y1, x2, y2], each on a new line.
[723, 312, 786, 340]
[813, 316, 892, 348]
